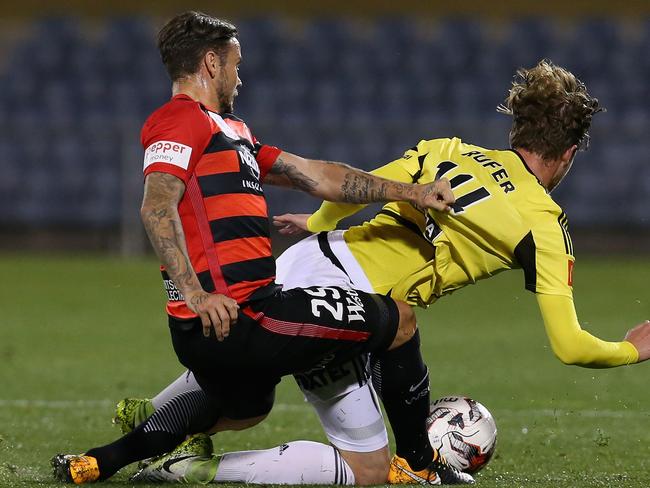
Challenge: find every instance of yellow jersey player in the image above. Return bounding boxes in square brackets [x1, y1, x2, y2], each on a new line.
[296, 137, 639, 367]
[110, 61, 650, 485]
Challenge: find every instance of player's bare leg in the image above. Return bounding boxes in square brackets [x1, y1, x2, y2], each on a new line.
[338, 447, 390, 485]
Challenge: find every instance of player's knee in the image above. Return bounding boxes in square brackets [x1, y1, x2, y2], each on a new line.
[389, 300, 417, 350]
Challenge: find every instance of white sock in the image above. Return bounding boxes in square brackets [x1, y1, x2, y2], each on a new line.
[213, 441, 355, 485]
[152, 370, 201, 409]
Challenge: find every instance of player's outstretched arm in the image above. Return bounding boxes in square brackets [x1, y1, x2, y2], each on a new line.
[536, 294, 641, 367]
[141, 172, 238, 340]
[264, 151, 454, 212]
[305, 156, 420, 232]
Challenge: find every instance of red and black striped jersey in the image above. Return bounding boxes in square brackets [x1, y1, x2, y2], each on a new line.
[141, 94, 282, 319]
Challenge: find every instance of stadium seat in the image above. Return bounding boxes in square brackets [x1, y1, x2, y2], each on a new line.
[0, 16, 647, 230]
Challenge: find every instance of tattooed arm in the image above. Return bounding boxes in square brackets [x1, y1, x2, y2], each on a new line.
[141, 172, 239, 340]
[264, 152, 455, 211]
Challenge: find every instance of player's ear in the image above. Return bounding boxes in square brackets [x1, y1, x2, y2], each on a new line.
[561, 145, 578, 164]
[203, 50, 219, 79]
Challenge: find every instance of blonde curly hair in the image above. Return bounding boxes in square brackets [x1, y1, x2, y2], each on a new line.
[498, 60, 604, 161]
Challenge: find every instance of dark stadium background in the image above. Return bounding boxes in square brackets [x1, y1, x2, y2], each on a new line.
[0, 2, 649, 488]
[0, 0, 648, 255]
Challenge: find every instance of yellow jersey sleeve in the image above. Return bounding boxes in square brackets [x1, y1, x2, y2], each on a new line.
[537, 294, 639, 367]
[526, 212, 575, 298]
[307, 144, 424, 232]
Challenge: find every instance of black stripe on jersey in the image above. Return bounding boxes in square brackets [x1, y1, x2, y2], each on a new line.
[378, 209, 427, 241]
[369, 374, 382, 413]
[452, 187, 491, 212]
[411, 153, 427, 182]
[350, 357, 365, 388]
[198, 173, 264, 198]
[333, 447, 340, 484]
[557, 212, 573, 255]
[562, 214, 571, 252]
[558, 215, 569, 254]
[204, 131, 238, 153]
[358, 355, 370, 381]
[371, 358, 383, 397]
[514, 231, 537, 293]
[317, 232, 351, 279]
[204, 129, 255, 154]
[449, 174, 472, 189]
[210, 216, 270, 243]
[196, 270, 216, 293]
[435, 160, 458, 179]
[222, 256, 275, 286]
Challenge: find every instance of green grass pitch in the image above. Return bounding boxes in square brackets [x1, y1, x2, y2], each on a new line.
[0, 254, 648, 487]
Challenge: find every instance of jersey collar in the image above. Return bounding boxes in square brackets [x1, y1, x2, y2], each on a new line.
[507, 149, 547, 191]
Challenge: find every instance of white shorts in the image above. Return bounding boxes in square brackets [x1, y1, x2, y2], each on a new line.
[276, 231, 388, 453]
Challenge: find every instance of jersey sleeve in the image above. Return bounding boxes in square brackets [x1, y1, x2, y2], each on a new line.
[141, 104, 212, 183]
[536, 294, 639, 367]
[515, 216, 575, 298]
[254, 143, 283, 181]
[307, 144, 426, 232]
[534, 248, 575, 297]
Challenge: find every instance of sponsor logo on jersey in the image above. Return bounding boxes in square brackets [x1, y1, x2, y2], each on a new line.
[239, 147, 261, 180]
[164, 278, 185, 302]
[345, 288, 366, 323]
[144, 140, 192, 171]
[242, 179, 263, 192]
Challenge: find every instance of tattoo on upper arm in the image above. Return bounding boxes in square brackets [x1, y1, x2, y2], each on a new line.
[141, 173, 198, 293]
[269, 157, 318, 192]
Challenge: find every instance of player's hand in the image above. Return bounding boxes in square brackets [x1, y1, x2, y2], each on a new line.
[624, 320, 650, 362]
[185, 290, 240, 341]
[415, 178, 455, 213]
[273, 213, 312, 235]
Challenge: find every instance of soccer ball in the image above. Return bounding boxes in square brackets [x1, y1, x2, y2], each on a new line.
[427, 396, 497, 473]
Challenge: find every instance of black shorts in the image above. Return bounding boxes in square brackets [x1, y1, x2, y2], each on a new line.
[169, 285, 399, 417]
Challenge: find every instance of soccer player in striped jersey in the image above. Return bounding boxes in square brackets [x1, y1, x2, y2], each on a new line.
[51, 11, 470, 486]
[119, 60, 650, 485]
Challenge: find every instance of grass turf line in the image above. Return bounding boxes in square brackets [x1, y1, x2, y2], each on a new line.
[0, 254, 648, 487]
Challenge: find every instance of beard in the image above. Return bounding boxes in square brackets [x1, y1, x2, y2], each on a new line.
[218, 91, 235, 114]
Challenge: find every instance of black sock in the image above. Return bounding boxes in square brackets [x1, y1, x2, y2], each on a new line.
[372, 330, 433, 471]
[86, 390, 220, 480]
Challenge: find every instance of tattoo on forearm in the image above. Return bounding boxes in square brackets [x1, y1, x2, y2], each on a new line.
[269, 157, 318, 192]
[141, 173, 199, 294]
[340, 172, 416, 204]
